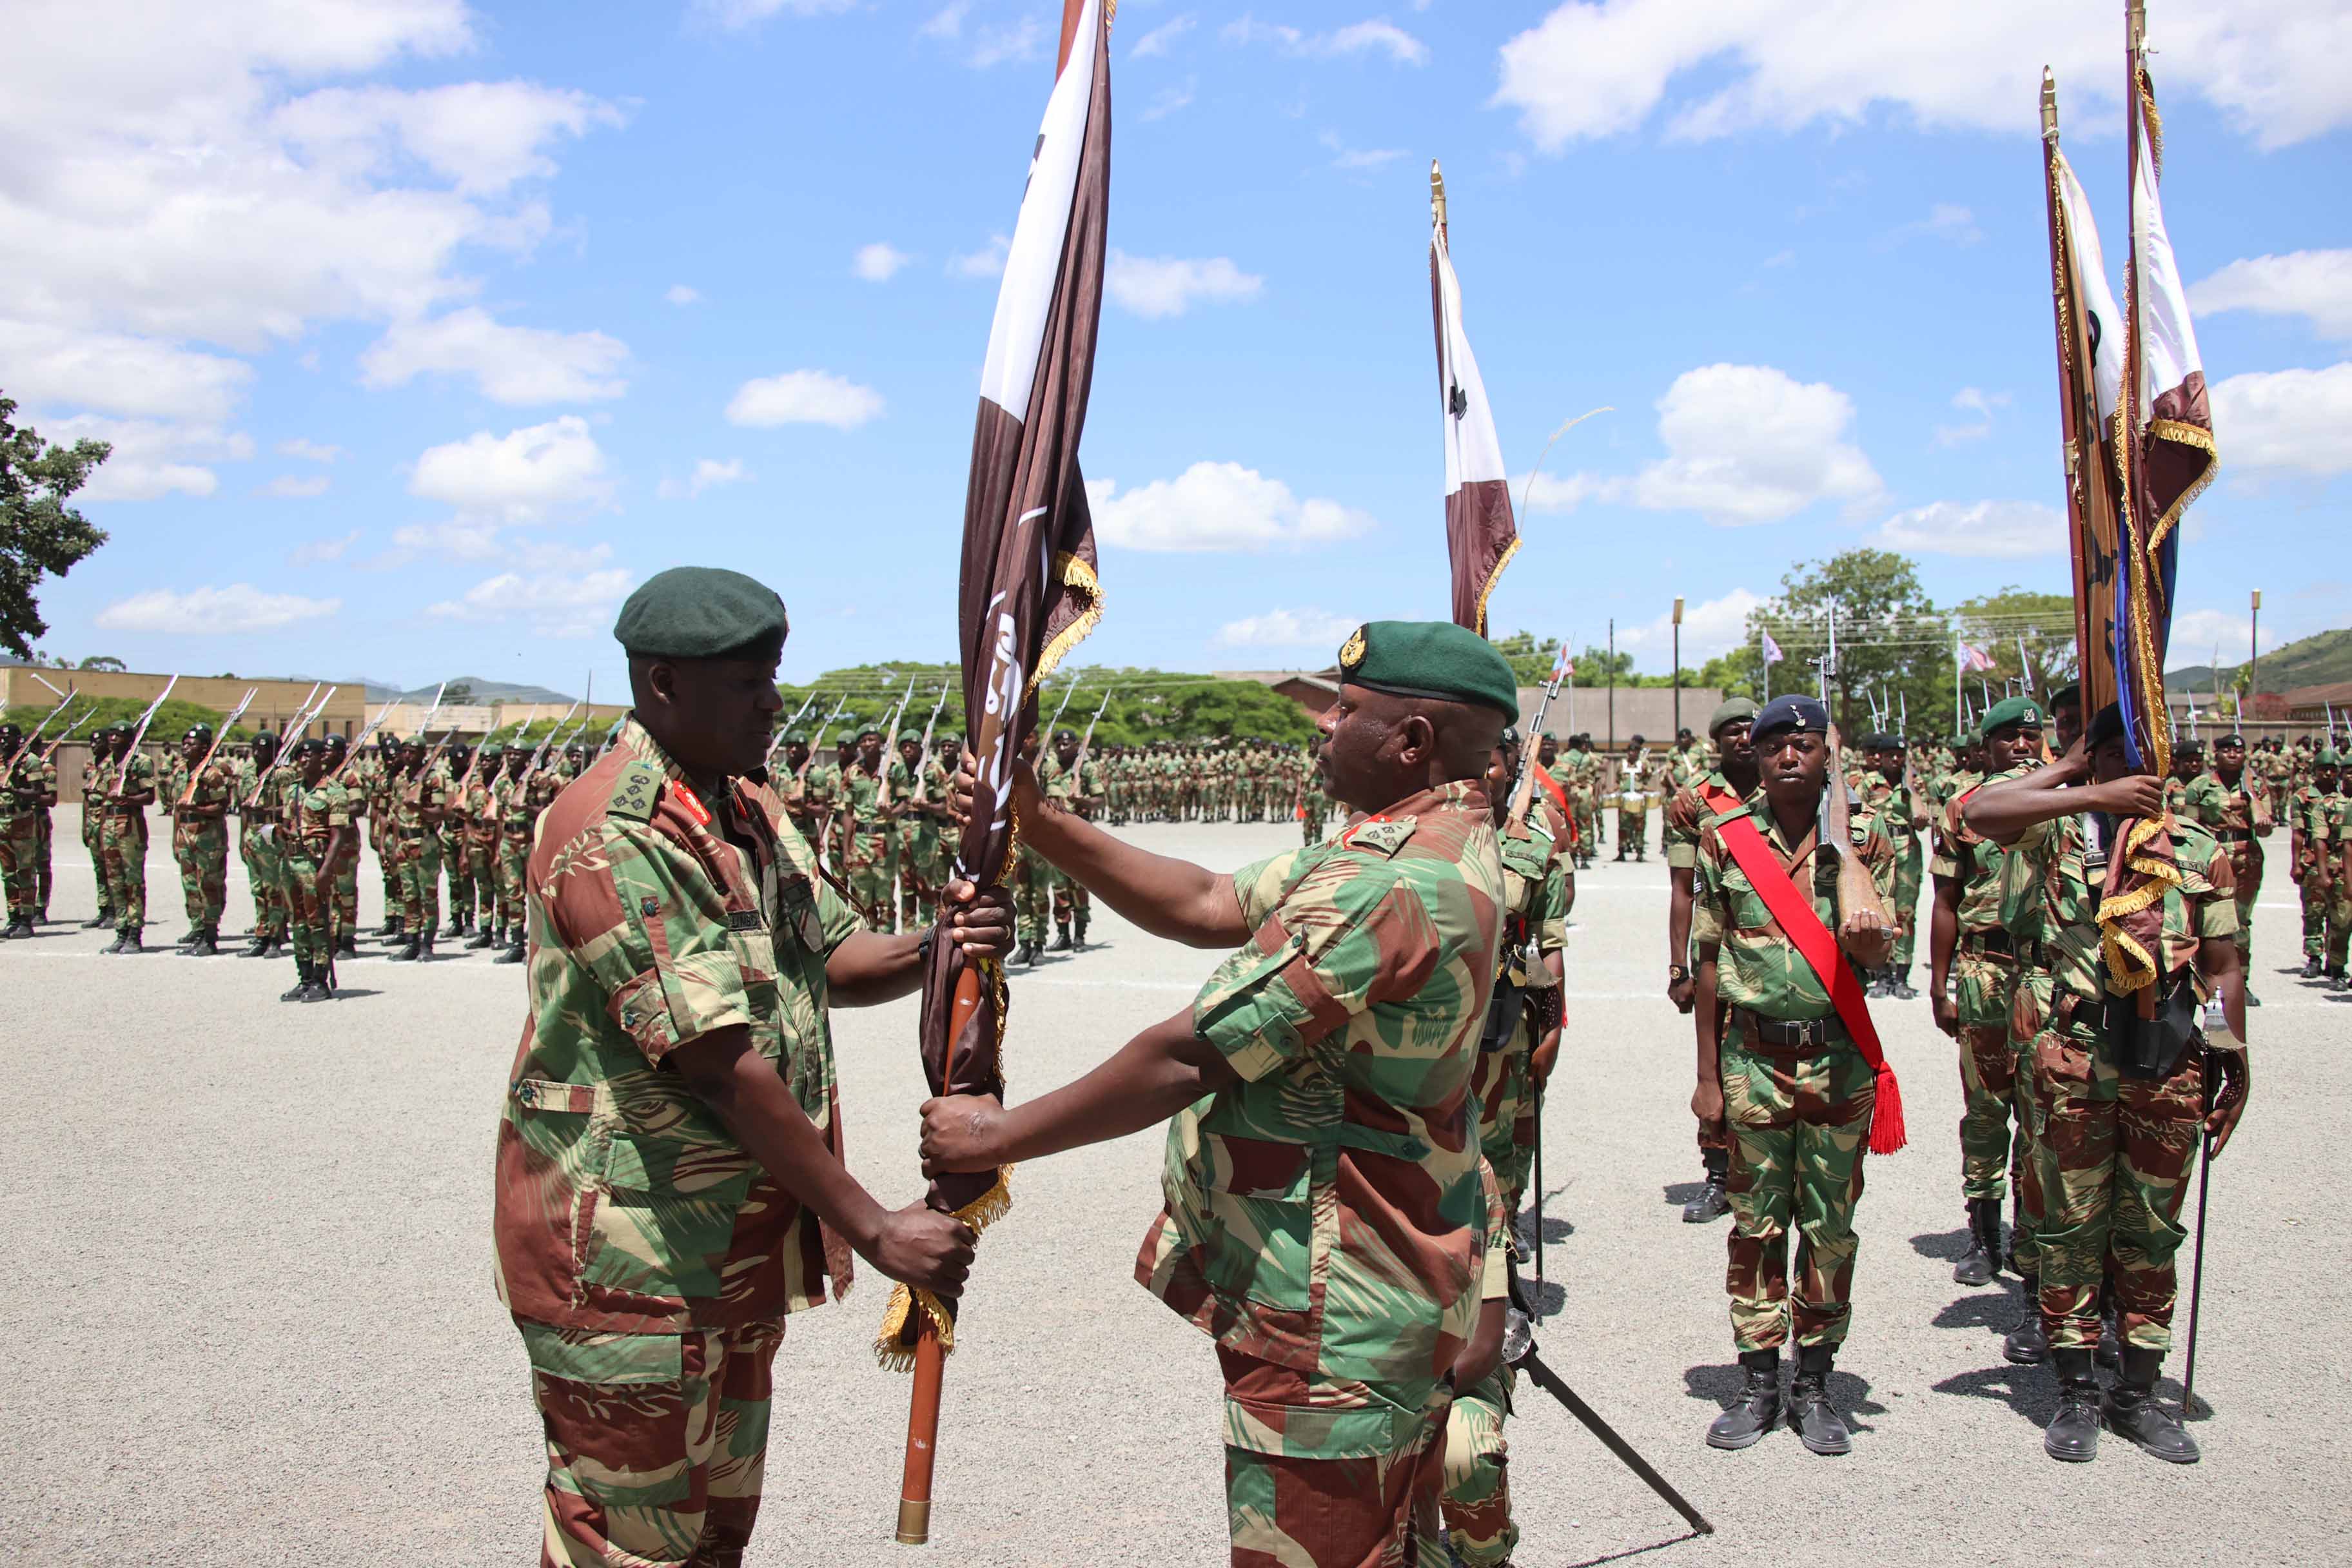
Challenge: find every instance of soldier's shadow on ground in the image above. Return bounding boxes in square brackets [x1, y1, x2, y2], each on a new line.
[1524, 1280, 1569, 1318]
[1909, 1227, 1972, 1264]
[1680, 1364, 1888, 1431]
[1930, 1364, 2057, 1426]
[1661, 1181, 1708, 1208]
[1930, 1278, 2028, 1336]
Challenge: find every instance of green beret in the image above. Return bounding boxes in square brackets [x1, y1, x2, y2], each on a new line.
[1335, 620, 1520, 719]
[1706, 698, 1757, 736]
[781, 730, 809, 745]
[479, 741, 505, 758]
[2319, 749, 2343, 767]
[897, 729, 921, 745]
[612, 567, 789, 658]
[2046, 681, 2081, 710]
[1979, 695, 2045, 739]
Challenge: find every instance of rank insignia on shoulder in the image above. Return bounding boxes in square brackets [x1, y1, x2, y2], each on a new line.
[1346, 816, 1416, 856]
[609, 761, 662, 823]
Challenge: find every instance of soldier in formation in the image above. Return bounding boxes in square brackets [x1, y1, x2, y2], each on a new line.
[163, 725, 233, 955]
[2288, 748, 2347, 985]
[1614, 736, 1656, 861]
[1662, 698, 1758, 1225]
[2181, 732, 2271, 1004]
[96, 723, 157, 954]
[0, 722, 59, 939]
[1851, 734, 1929, 999]
[1035, 725, 1106, 952]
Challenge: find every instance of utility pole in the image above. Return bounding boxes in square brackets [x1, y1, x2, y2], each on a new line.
[1671, 596, 1683, 738]
[1607, 618, 1616, 755]
[2249, 589, 2261, 733]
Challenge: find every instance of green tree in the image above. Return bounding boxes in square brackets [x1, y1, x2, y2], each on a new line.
[1569, 645, 1637, 688]
[77, 654, 126, 671]
[1491, 630, 1564, 687]
[1, 397, 111, 661]
[1749, 549, 1952, 737]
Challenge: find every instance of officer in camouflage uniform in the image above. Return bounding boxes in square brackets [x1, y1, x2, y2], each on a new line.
[2182, 732, 2271, 1003]
[921, 620, 1520, 1567]
[0, 723, 57, 938]
[362, 734, 405, 937]
[279, 737, 354, 1002]
[437, 741, 477, 939]
[1036, 726, 1106, 952]
[461, 742, 505, 949]
[2288, 750, 2344, 983]
[493, 569, 994, 1568]
[1663, 699, 1759, 1224]
[166, 725, 233, 954]
[838, 724, 896, 930]
[387, 738, 447, 961]
[98, 725, 159, 954]
[1966, 703, 2249, 1464]
[1854, 734, 1929, 998]
[77, 726, 116, 929]
[1926, 696, 2046, 1318]
[1298, 743, 1331, 845]
[1692, 696, 1897, 1456]
[489, 743, 534, 963]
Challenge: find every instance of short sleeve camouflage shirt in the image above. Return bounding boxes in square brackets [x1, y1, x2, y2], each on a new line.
[493, 716, 864, 1335]
[1999, 808, 2237, 1006]
[1135, 779, 1504, 1429]
[1691, 787, 1897, 1021]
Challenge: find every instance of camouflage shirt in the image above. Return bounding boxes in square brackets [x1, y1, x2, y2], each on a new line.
[287, 779, 353, 859]
[839, 763, 889, 839]
[1135, 779, 1504, 1433]
[1037, 753, 1108, 820]
[1691, 788, 1897, 1021]
[493, 716, 863, 1335]
[2180, 771, 2273, 840]
[1931, 763, 2035, 932]
[1999, 808, 2237, 1006]
[1, 747, 56, 822]
[1663, 768, 1747, 870]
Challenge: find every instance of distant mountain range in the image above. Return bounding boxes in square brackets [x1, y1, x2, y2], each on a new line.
[2167, 626, 2352, 694]
[327, 676, 584, 705]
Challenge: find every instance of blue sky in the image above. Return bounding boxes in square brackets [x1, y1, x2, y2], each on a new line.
[8, 0, 2347, 698]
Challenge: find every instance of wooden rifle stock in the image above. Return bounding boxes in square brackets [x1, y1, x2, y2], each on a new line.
[1821, 722, 1890, 936]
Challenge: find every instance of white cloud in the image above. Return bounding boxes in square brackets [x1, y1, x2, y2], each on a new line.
[1131, 14, 1197, 58]
[1516, 471, 1603, 514]
[1872, 499, 2064, 558]
[409, 415, 612, 520]
[1320, 130, 1406, 170]
[917, 3, 968, 41]
[1603, 363, 1882, 525]
[658, 458, 750, 500]
[48, 415, 250, 502]
[270, 81, 623, 197]
[1215, 607, 1362, 649]
[1493, 0, 2352, 152]
[1142, 81, 1198, 122]
[853, 242, 912, 282]
[1895, 202, 1981, 246]
[0, 320, 251, 422]
[288, 529, 361, 565]
[96, 583, 340, 634]
[1934, 386, 2010, 446]
[2170, 608, 2280, 660]
[277, 438, 342, 464]
[1616, 588, 1765, 663]
[1225, 16, 1428, 64]
[969, 17, 1044, 69]
[665, 284, 702, 306]
[360, 308, 629, 404]
[949, 234, 1012, 279]
[426, 565, 634, 636]
[262, 474, 332, 500]
[696, 0, 858, 28]
[2190, 250, 2352, 341]
[1106, 252, 1264, 319]
[726, 370, 885, 430]
[2208, 362, 2352, 477]
[389, 518, 507, 562]
[1088, 462, 1376, 553]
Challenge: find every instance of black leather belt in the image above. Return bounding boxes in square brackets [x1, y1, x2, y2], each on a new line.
[1961, 930, 2043, 965]
[2212, 827, 2253, 843]
[1730, 1008, 1849, 1050]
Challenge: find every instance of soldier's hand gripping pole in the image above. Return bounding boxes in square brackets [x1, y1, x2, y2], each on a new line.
[1506, 1273, 1714, 1536]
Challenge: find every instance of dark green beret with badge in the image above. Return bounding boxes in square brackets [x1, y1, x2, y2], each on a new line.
[1335, 620, 1520, 718]
[1707, 697, 1757, 736]
[1979, 694, 2044, 739]
[480, 741, 505, 759]
[897, 729, 921, 745]
[612, 566, 789, 659]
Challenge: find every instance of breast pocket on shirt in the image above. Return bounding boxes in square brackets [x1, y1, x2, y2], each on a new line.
[1198, 1133, 1316, 1313]
[583, 1130, 756, 1302]
[1721, 868, 1775, 933]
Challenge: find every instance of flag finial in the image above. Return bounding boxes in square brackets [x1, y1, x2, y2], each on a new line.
[2041, 68, 2058, 140]
[1430, 160, 1447, 235]
[2128, 0, 2146, 53]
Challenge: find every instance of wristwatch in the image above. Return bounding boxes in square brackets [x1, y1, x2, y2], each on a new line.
[1669, 964, 1689, 981]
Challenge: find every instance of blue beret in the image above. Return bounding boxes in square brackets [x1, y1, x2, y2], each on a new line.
[1751, 695, 1829, 741]
[613, 567, 789, 659]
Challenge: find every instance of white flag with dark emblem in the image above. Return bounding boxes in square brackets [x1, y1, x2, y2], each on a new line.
[2052, 147, 2124, 431]
[1430, 162, 1518, 636]
[2130, 64, 2217, 542]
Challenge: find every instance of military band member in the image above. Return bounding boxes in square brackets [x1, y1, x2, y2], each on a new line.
[1615, 735, 1655, 861]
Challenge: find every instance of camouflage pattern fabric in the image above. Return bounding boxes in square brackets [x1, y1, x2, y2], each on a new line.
[0, 745, 54, 921]
[1440, 1162, 1516, 1568]
[2288, 784, 2334, 957]
[284, 779, 351, 966]
[1854, 774, 1926, 966]
[1134, 779, 1502, 1553]
[523, 1318, 782, 1568]
[836, 763, 894, 929]
[170, 760, 232, 932]
[886, 754, 937, 928]
[2181, 769, 2269, 965]
[235, 756, 290, 939]
[1009, 840, 1050, 948]
[494, 774, 532, 928]
[99, 752, 156, 932]
[1471, 800, 1569, 1216]
[2323, 793, 2352, 968]
[82, 757, 111, 918]
[1694, 794, 1896, 1352]
[1038, 753, 1106, 932]
[392, 763, 449, 935]
[2004, 812, 2237, 1352]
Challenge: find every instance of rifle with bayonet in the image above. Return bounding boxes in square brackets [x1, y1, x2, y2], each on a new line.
[177, 688, 259, 810]
[112, 675, 181, 799]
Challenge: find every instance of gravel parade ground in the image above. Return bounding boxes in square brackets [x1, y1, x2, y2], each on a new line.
[5, 818, 2347, 1567]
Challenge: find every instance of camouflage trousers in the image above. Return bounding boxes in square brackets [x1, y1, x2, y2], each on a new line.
[1721, 1030, 1876, 1352]
[2029, 1017, 2206, 1354]
[1440, 1364, 1516, 1568]
[1613, 803, 1647, 855]
[2306, 875, 2352, 967]
[521, 1317, 782, 1568]
[1302, 805, 1328, 846]
[895, 823, 941, 928]
[1955, 953, 2042, 1275]
[1051, 874, 1091, 932]
[335, 846, 358, 932]
[240, 823, 287, 937]
[34, 811, 52, 913]
[497, 834, 531, 928]
[1012, 854, 1052, 946]
[2224, 843, 2261, 966]
[467, 832, 500, 918]
[173, 821, 228, 932]
[1217, 1345, 1447, 1568]
[395, 830, 442, 934]
[282, 850, 335, 967]
[373, 819, 401, 915]
[438, 827, 477, 921]
[844, 830, 896, 931]
[1470, 1024, 1537, 1217]
[0, 817, 37, 919]
[97, 812, 148, 931]
[1890, 840, 1923, 968]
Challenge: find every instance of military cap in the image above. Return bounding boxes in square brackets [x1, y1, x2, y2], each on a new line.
[2318, 748, 2343, 767]
[1541, 730, 1558, 741]
[2175, 737, 2205, 755]
[289, 736, 326, 758]
[1676, 727, 1694, 740]
[2215, 732, 2246, 751]
[1500, 725, 1521, 751]
[1750, 695, 1829, 742]
[480, 740, 505, 758]
[0, 723, 21, 743]
[1053, 727, 1077, 743]
[2085, 702, 2128, 749]
[612, 566, 790, 659]
[1333, 620, 1520, 718]
[1979, 695, 2044, 739]
[1879, 733, 1908, 750]
[1703, 705, 1759, 743]
[854, 722, 881, 740]
[184, 724, 214, 743]
[781, 729, 809, 745]
[2046, 681, 2081, 710]
[1630, 733, 1647, 745]
[897, 729, 921, 745]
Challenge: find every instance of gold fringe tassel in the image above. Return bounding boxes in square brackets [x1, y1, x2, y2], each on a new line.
[1031, 551, 1106, 695]
[1473, 534, 1521, 640]
[2096, 812, 2181, 995]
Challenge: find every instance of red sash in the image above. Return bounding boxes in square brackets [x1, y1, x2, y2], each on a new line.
[1712, 808, 1906, 1155]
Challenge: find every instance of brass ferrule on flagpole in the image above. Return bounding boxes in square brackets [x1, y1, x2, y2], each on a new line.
[1430, 160, 1447, 237]
[2128, 0, 2145, 54]
[2040, 67, 2058, 141]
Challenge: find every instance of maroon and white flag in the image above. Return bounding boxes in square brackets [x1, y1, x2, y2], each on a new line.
[883, 0, 1110, 1368]
[2129, 61, 2218, 545]
[1430, 162, 1518, 635]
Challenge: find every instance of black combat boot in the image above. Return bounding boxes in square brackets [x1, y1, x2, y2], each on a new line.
[2, 917, 32, 940]
[114, 927, 142, 955]
[2330, 965, 2349, 990]
[2096, 1315, 2122, 1370]
[2303, 954, 2322, 979]
[1954, 1197, 2003, 1286]
[302, 967, 335, 1002]
[241, 930, 271, 957]
[1050, 923, 1071, 952]
[380, 914, 403, 938]
[188, 930, 219, 957]
[1889, 966, 1918, 999]
[444, 912, 466, 938]
[1787, 1346, 1852, 1455]
[466, 924, 495, 950]
[1073, 918, 1089, 952]
[281, 961, 313, 1002]
[1682, 1148, 1730, 1224]
[495, 932, 526, 965]
[419, 933, 436, 961]
[2104, 1348, 2199, 1464]
[2004, 1286, 2050, 1365]
[84, 907, 113, 929]
[337, 932, 357, 957]
[1705, 1350, 1782, 1450]
[388, 936, 422, 962]
[2044, 1348, 2102, 1462]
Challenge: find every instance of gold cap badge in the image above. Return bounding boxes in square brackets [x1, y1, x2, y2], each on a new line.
[1338, 625, 1367, 671]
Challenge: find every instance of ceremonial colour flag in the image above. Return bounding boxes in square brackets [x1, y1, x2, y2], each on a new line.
[1429, 162, 1518, 635]
[1956, 640, 1996, 674]
[887, 0, 1109, 1369]
[1761, 631, 1784, 665]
